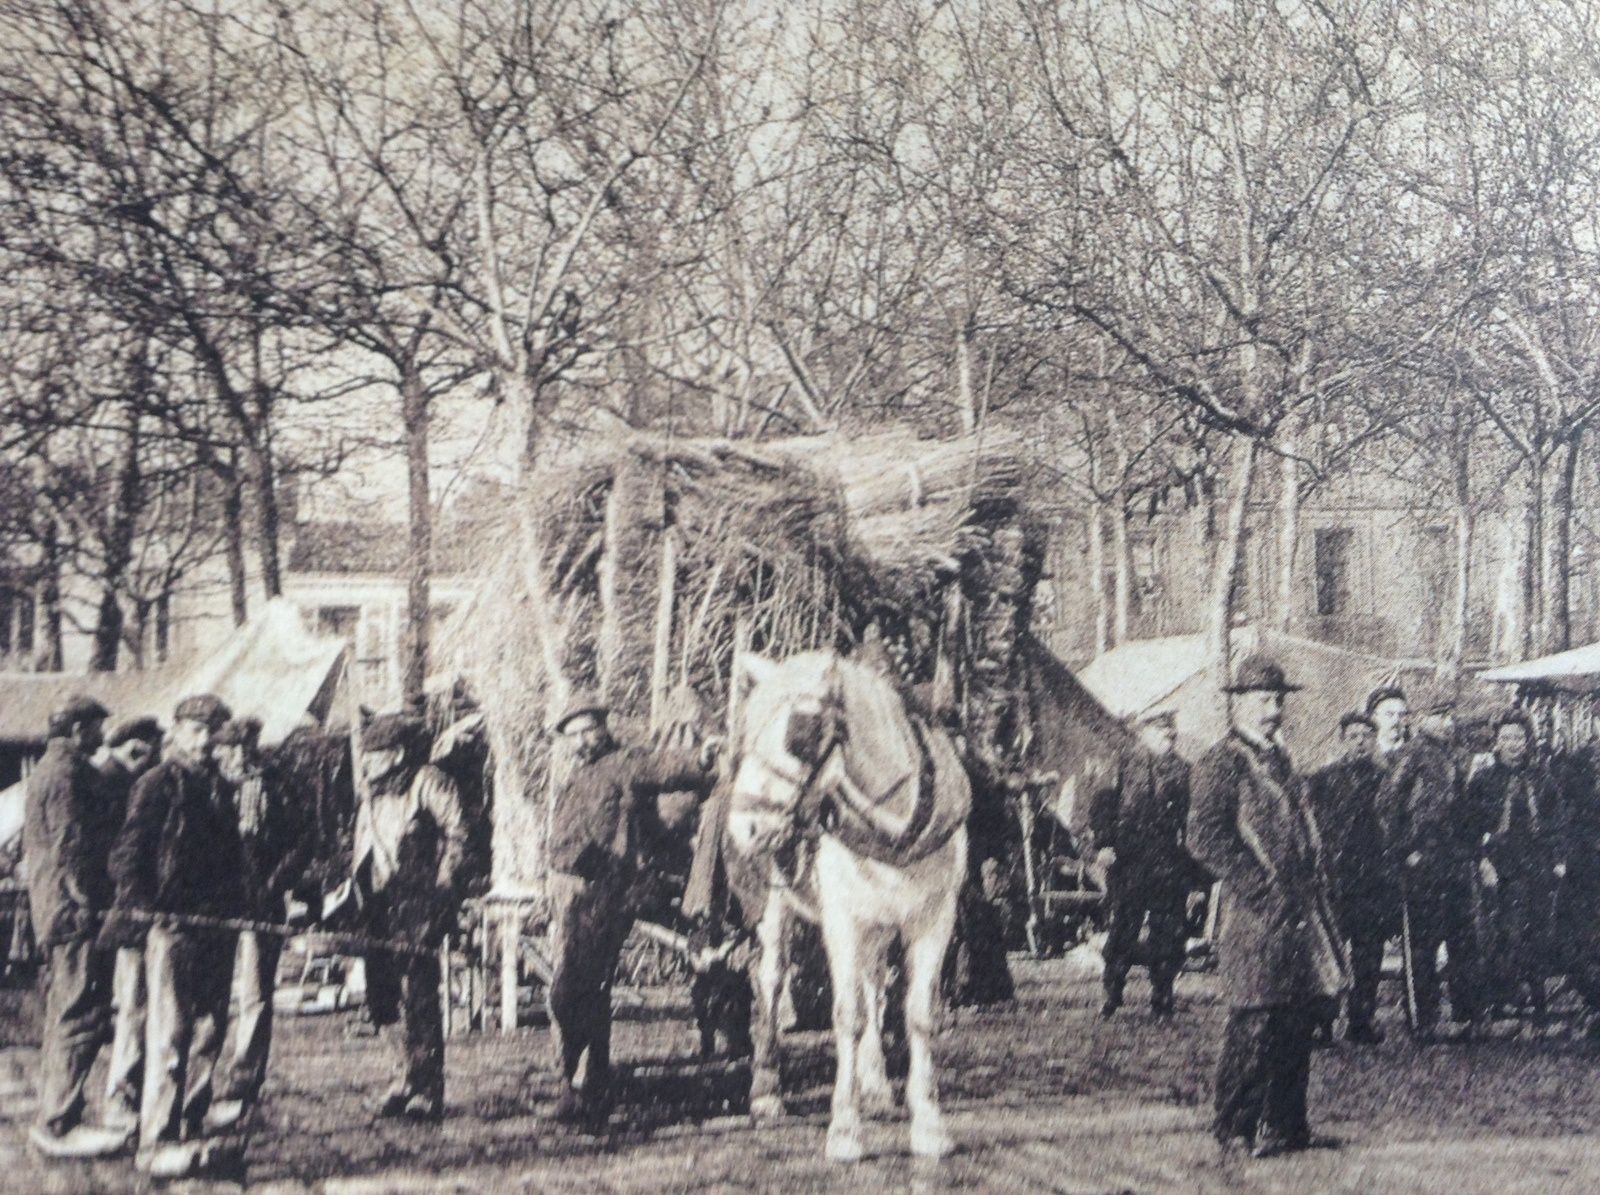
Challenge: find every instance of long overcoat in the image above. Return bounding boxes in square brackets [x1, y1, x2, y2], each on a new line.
[1307, 754, 1394, 929]
[1088, 745, 1199, 893]
[1188, 731, 1350, 1009]
[23, 738, 108, 946]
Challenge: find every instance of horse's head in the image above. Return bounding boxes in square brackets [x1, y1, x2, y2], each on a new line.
[726, 650, 848, 857]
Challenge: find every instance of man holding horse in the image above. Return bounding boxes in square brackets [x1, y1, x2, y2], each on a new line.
[545, 695, 722, 1128]
[1189, 654, 1349, 1160]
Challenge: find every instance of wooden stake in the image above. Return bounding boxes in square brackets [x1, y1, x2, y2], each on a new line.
[650, 528, 679, 727]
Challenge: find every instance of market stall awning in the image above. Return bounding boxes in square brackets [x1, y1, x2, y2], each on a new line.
[1478, 641, 1600, 685]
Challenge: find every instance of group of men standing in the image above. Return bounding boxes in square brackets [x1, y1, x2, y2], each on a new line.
[22, 692, 483, 1179]
[1090, 652, 1595, 1161]
[24, 693, 307, 1176]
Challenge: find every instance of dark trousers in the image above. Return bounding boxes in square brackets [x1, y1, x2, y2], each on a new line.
[1102, 873, 1187, 1009]
[1345, 922, 1386, 1031]
[1401, 865, 1481, 1030]
[1213, 1004, 1315, 1146]
[547, 871, 634, 1104]
[365, 946, 444, 1109]
[37, 938, 111, 1134]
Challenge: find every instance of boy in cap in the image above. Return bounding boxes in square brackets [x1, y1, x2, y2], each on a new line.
[105, 693, 242, 1176]
[1088, 706, 1196, 1020]
[1306, 712, 1392, 1044]
[24, 694, 124, 1158]
[1188, 654, 1348, 1158]
[545, 694, 722, 1127]
[1377, 681, 1485, 1042]
[95, 716, 164, 1134]
[351, 711, 467, 1122]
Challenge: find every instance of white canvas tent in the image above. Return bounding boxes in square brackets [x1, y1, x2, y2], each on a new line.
[0, 600, 347, 860]
[1478, 642, 1600, 688]
[1077, 627, 1443, 765]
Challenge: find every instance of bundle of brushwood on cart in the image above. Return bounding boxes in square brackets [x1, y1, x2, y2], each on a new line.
[440, 426, 1050, 1006]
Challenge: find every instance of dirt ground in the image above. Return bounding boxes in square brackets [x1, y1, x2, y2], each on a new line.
[5, 957, 1600, 1193]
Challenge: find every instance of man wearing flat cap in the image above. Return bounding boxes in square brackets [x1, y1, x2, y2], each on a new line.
[1377, 681, 1484, 1042]
[106, 693, 242, 1175]
[23, 693, 120, 1158]
[1088, 706, 1196, 1020]
[545, 693, 723, 1126]
[94, 716, 164, 1135]
[350, 711, 467, 1122]
[1307, 712, 1393, 1045]
[1188, 654, 1348, 1159]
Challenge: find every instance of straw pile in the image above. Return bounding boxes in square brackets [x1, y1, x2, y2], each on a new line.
[439, 427, 1043, 893]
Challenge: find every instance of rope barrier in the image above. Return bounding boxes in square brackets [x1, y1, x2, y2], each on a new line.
[105, 907, 444, 959]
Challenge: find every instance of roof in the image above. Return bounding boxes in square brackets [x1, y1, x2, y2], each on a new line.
[285, 520, 482, 576]
[1478, 642, 1600, 687]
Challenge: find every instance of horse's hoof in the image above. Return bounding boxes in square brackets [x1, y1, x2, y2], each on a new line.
[910, 1121, 954, 1159]
[826, 1126, 864, 1163]
[750, 1094, 786, 1122]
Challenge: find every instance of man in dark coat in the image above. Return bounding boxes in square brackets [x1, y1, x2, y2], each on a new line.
[1307, 711, 1393, 1044]
[95, 717, 164, 1134]
[1089, 707, 1195, 1020]
[545, 695, 721, 1126]
[211, 717, 312, 1125]
[24, 694, 121, 1158]
[1377, 684, 1484, 1042]
[105, 693, 240, 1176]
[352, 712, 469, 1122]
[1189, 654, 1348, 1159]
[1550, 732, 1600, 1030]
[1466, 711, 1567, 1022]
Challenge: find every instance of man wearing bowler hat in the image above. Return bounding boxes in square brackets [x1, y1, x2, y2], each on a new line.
[1377, 680, 1485, 1042]
[1089, 706, 1196, 1020]
[1189, 654, 1348, 1158]
[545, 693, 723, 1127]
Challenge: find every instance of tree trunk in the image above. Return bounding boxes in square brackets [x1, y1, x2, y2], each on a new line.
[1111, 494, 1132, 645]
[1206, 436, 1261, 674]
[1087, 501, 1109, 656]
[222, 465, 249, 627]
[1274, 439, 1301, 632]
[91, 404, 144, 671]
[1523, 457, 1545, 658]
[247, 439, 284, 600]
[38, 520, 63, 671]
[957, 315, 978, 434]
[400, 372, 433, 709]
[1542, 432, 1582, 654]
[1449, 465, 1474, 675]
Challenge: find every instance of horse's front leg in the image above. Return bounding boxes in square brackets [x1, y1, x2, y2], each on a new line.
[855, 946, 894, 1119]
[748, 882, 788, 1122]
[903, 848, 963, 1159]
[820, 890, 882, 1161]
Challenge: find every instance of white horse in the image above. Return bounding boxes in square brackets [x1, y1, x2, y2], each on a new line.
[726, 650, 970, 1162]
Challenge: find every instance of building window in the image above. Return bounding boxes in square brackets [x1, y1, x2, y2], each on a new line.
[317, 606, 361, 640]
[1314, 527, 1354, 617]
[0, 588, 34, 657]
